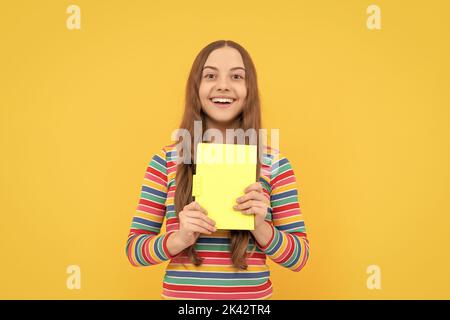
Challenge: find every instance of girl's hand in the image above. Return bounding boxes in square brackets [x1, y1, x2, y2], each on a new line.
[233, 182, 270, 229]
[177, 201, 217, 246]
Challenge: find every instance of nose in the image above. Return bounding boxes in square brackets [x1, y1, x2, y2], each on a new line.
[215, 75, 231, 91]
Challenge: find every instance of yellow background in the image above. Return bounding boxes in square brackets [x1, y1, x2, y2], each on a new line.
[1, 0, 449, 299]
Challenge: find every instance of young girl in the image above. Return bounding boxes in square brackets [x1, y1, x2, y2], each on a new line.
[125, 40, 310, 300]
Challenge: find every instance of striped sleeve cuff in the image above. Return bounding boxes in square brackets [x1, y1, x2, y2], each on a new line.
[145, 232, 178, 263]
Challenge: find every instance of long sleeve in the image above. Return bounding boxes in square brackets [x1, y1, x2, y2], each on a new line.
[256, 152, 310, 272]
[125, 148, 176, 266]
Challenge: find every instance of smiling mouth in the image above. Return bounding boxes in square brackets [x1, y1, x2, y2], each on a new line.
[209, 98, 236, 107]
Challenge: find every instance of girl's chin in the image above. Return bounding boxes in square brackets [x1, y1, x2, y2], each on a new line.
[206, 114, 241, 126]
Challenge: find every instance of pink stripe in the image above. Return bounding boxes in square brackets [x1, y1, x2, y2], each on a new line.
[276, 233, 292, 262]
[143, 236, 158, 265]
[126, 237, 138, 266]
[170, 257, 267, 265]
[294, 240, 309, 271]
[167, 191, 175, 198]
[167, 167, 177, 174]
[145, 172, 166, 185]
[163, 286, 273, 300]
[273, 209, 301, 219]
[136, 205, 164, 216]
[272, 176, 296, 188]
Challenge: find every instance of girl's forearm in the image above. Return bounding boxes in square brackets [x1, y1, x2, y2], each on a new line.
[250, 221, 273, 248]
[166, 231, 189, 256]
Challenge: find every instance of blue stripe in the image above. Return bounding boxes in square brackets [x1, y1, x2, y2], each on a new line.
[196, 237, 257, 244]
[153, 236, 165, 261]
[134, 236, 147, 266]
[152, 154, 166, 167]
[133, 217, 162, 228]
[271, 189, 297, 201]
[141, 185, 166, 198]
[197, 238, 230, 244]
[166, 151, 177, 158]
[259, 177, 271, 191]
[166, 270, 270, 279]
[278, 221, 305, 231]
[267, 229, 283, 255]
[275, 157, 289, 167]
[285, 235, 301, 268]
[263, 152, 274, 160]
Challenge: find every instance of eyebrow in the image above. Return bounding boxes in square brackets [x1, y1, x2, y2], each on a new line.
[202, 66, 246, 72]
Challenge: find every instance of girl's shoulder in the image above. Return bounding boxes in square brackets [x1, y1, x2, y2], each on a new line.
[161, 142, 178, 155]
[146, 143, 178, 169]
[261, 144, 285, 165]
[261, 144, 280, 157]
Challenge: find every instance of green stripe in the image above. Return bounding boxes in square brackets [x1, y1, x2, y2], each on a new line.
[156, 236, 166, 260]
[131, 222, 160, 234]
[260, 179, 271, 192]
[290, 226, 306, 233]
[164, 276, 267, 286]
[272, 162, 291, 177]
[136, 236, 150, 266]
[195, 244, 230, 251]
[166, 212, 177, 218]
[265, 228, 281, 254]
[284, 236, 300, 267]
[140, 192, 166, 204]
[194, 243, 261, 252]
[150, 160, 166, 175]
[271, 195, 298, 207]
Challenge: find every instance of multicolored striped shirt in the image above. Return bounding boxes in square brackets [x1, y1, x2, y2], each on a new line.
[125, 143, 310, 299]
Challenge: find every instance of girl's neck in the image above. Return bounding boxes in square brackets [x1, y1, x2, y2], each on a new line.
[205, 117, 242, 144]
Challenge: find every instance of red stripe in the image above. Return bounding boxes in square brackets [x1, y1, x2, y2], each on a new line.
[166, 217, 179, 225]
[147, 166, 166, 182]
[196, 251, 266, 259]
[292, 232, 307, 238]
[163, 280, 271, 293]
[270, 169, 293, 186]
[129, 229, 156, 235]
[139, 198, 166, 210]
[277, 234, 295, 264]
[166, 160, 176, 167]
[272, 202, 299, 213]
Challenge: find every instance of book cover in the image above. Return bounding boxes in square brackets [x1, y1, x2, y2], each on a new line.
[192, 143, 257, 230]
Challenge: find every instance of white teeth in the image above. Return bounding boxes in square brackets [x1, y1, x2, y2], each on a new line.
[211, 97, 234, 103]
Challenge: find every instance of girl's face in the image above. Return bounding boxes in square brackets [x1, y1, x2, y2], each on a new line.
[199, 47, 247, 127]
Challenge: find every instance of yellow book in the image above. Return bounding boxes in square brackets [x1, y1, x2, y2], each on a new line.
[192, 143, 257, 230]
